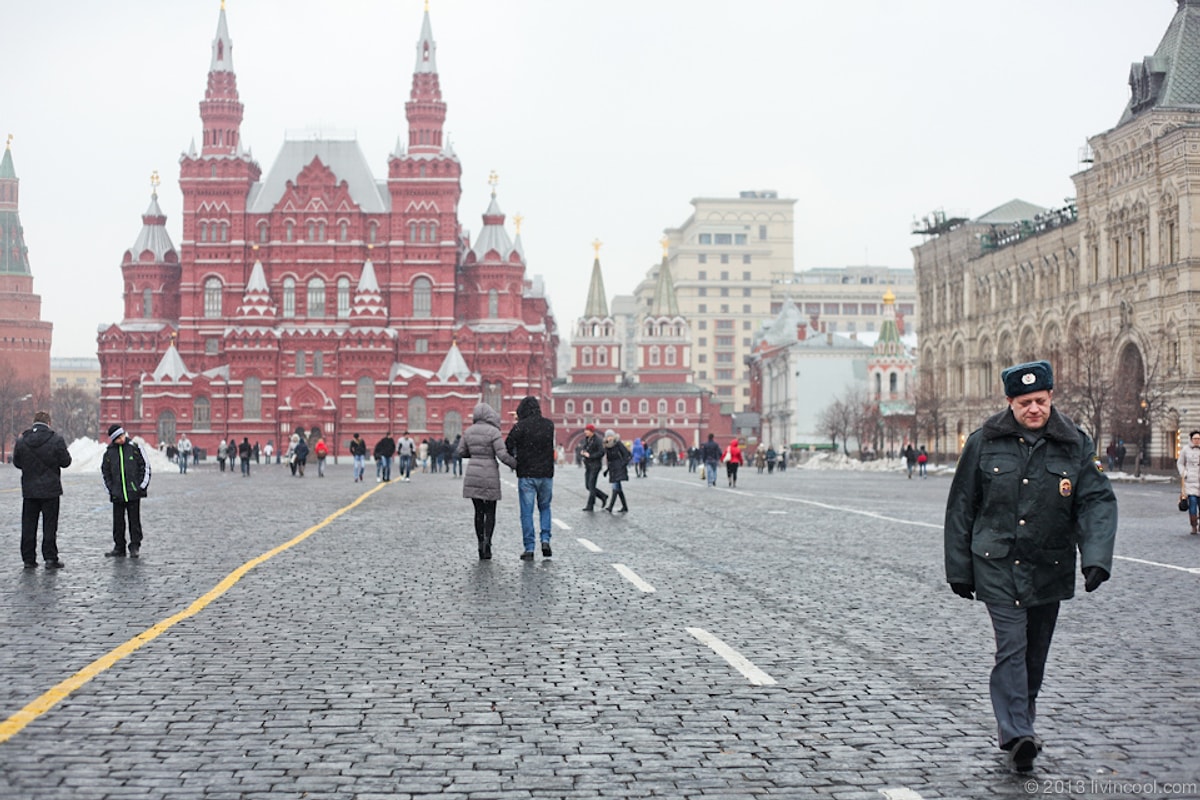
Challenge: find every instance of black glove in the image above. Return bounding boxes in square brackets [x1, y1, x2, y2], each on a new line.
[138, 488, 148, 498]
[1083, 566, 1109, 593]
[950, 582, 975, 600]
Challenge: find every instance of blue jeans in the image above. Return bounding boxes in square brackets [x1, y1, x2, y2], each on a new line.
[353, 454, 365, 481]
[381, 456, 392, 481]
[399, 454, 413, 478]
[518, 476, 553, 552]
[704, 462, 717, 485]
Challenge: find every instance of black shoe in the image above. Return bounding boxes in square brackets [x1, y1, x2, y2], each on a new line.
[582, 506, 594, 512]
[1008, 736, 1038, 773]
[44, 560, 64, 570]
[618, 507, 628, 513]
[541, 543, 552, 557]
[105, 549, 126, 558]
[129, 547, 140, 559]
[520, 551, 534, 561]
[23, 561, 37, 569]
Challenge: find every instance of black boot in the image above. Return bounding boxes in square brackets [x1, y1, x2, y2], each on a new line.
[476, 531, 486, 559]
[482, 532, 493, 560]
[618, 489, 628, 513]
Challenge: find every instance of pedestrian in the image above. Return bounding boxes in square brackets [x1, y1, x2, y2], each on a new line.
[602, 430, 631, 513]
[630, 437, 646, 479]
[13, 411, 72, 569]
[374, 431, 395, 482]
[722, 437, 744, 488]
[176, 433, 192, 474]
[903, 443, 917, 479]
[701, 433, 722, 487]
[1177, 430, 1200, 535]
[287, 434, 299, 476]
[778, 450, 787, 472]
[755, 443, 767, 474]
[263, 440, 274, 464]
[293, 433, 309, 477]
[419, 438, 430, 473]
[917, 445, 928, 477]
[314, 436, 328, 477]
[397, 432, 416, 480]
[349, 433, 367, 482]
[944, 360, 1117, 774]
[505, 395, 556, 560]
[457, 402, 518, 560]
[766, 445, 778, 473]
[216, 438, 228, 472]
[238, 437, 252, 476]
[451, 433, 463, 477]
[1115, 439, 1127, 471]
[579, 424, 609, 512]
[100, 424, 150, 558]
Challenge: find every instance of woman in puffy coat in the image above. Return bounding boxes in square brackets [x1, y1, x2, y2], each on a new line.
[602, 430, 631, 512]
[723, 438, 744, 488]
[456, 402, 518, 559]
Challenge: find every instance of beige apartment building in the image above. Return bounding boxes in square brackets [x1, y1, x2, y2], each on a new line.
[50, 357, 102, 396]
[771, 266, 917, 337]
[913, 0, 1200, 466]
[633, 191, 794, 407]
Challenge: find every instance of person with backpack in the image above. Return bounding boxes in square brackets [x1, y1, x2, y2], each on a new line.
[314, 436, 329, 477]
[917, 446, 929, 478]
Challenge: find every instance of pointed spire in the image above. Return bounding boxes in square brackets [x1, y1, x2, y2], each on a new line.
[414, 2, 438, 74]
[649, 239, 680, 317]
[152, 342, 194, 382]
[199, 1, 245, 156]
[351, 250, 386, 322]
[435, 340, 475, 383]
[583, 239, 609, 318]
[512, 213, 526, 260]
[875, 287, 903, 352]
[471, 174, 515, 260]
[0, 134, 15, 179]
[236, 253, 277, 322]
[0, 136, 30, 275]
[405, 2, 446, 155]
[125, 171, 177, 263]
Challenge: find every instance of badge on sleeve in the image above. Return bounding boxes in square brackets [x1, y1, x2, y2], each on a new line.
[1059, 477, 1072, 497]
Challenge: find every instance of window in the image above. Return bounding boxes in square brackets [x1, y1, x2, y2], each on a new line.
[699, 288, 707, 297]
[313, 350, 324, 377]
[698, 271, 706, 280]
[699, 370, 707, 380]
[142, 288, 153, 318]
[483, 382, 502, 412]
[157, 410, 177, 446]
[488, 289, 499, 318]
[657, 399, 668, 414]
[861, 303, 877, 316]
[285, 221, 294, 242]
[565, 400, 575, 414]
[283, 278, 296, 318]
[193, 396, 211, 430]
[715, 319, 734, 330]
[716, 352, 734, 363]
[720, 288, 729, 297]
[583, 400, 593, 414]
[720, 254, 729, 264]
[203, 277, 222, 318]
[413, 277, 432, 318]
[602, 399, 612, 414]
[676, 399, 686, 413]
[582, 347, 593, 366]
[295, 351, 306, 376]
[339, 221, 348, 242]
[698, 354, 707, 363]
[758, 225, 767, 240]
[735, 234, 747, 245]
[698, 304, 707, 313]
[698, 321, 707, 330]
[620, 399, 630, 414]
[665, 348, 676, 366]
[307, 278, 326, 318]
[805, 303, 821, 315]
[368, 222, 378, 244]
[443, 410, 462, 440]
[649, 346, 660, 365]
[720, 304, 729, 313]
[354, 377, 374, 419]
[716, 336, 734, 347]
[639, 400, 649, 414]
[408, 396, 427, 431]
[243, 376, 261, 419]
[843, 303, 859, 315]
[699, 233, 712, 244]
[742, 304, 751, 313]
[698, 254, 707, 264]
[597, 347, 607, 366]
[824, 303, 839, 315]
[337, 278, 350, 318]
[258, 222, 269, 243]
[205, 338, 219, 355]
[742, 288, 751, 297]
[414, 339, 429, 354]
[715, 233, 732, 245]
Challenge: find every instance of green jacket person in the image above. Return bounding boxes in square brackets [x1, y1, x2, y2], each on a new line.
[100, 424, 151, 558]
[943, 360, 1116, 774]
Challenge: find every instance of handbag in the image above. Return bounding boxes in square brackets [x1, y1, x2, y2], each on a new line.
[1180, 496, 1190, 512]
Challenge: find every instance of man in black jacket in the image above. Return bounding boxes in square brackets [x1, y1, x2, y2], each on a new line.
[579, 424, 608, 512]
[505, 396, 556, 559]
[13, 410, 72, 569]
[101, 424, 151, 558]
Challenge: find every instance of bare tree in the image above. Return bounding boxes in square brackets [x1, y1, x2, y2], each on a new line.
[0, 359, 38, 463]
[816, 395, 855, 455]
[50, 386, 100, 444]
[1053, 329, 1115, 452]
[912, 370, 943, 456]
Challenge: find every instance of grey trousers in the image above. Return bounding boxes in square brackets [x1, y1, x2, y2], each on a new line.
[986, 601, 1059, 748]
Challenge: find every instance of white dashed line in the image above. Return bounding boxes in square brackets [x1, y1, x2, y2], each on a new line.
[685, 627, 776, 686]
[552, 518, 571, 530]
[879, 789, 925, 800]
[613, 563, 656, 592]
[1115, 555, 1200, 574]
[576, 538, 603, 552]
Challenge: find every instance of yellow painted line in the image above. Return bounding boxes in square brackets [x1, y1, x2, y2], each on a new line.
[0, 482, 388, 745]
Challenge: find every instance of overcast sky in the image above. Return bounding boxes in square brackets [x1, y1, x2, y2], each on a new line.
[2, 0, 1178, 358]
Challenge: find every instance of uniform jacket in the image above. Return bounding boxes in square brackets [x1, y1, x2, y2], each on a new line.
[1178, 444, 1200, 496]
[944, 406, 1117, 607]
[604, 439, 631, 483]
[13, 423, 72, 498]
[505, 396, 556, 478]
[101, 440, 150, 503]
[457, 403, 518, 501]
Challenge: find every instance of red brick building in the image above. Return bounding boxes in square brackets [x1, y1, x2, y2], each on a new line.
[0, 140, 52, 406]
[97, 5, 557, 453]
[551, 245, 731, 459]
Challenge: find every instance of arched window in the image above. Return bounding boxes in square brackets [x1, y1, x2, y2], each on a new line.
[307, 278, 326, 317]
[676, 399, 686, 414]
[408, 396, 427, 431]
[243, 376, 261, 420]
[203, 277, 222, 319]
[657, 399, 668, 414]
[583, 400, 593, 414]
[219, 222, 228, 243]
[368, 222, 378, 244]
[483, 382, 502, 413]
[142, 288, 153, 318]
[649, 346, 661, 366]
[581, 347, 593, 366]
[412, 277, 432, 318]
[601, 399, 612, 414]
[620, 399, 630, 414]
[597, 347, 607, 366]
[282, 278, 296, 318]
[198, 222, 208, 243]
[443, 410, 462, 440]
[639, 399, 649, 414]
[307, 221, 316, 241]
[133, 384, 143, 419]
[285, 221, 294, 242]
[408, 222, 417, 242]
[313, 350, 324, 377]
[356, 377, 374, 419]
[665, 347, 676, 366]
[488, 289, 499, 318]
[258, 222, 269, 243]
[337, 278, 351, 318]
[156, 410, 176, 446]
[565, 400, 575, 414]
[339, 221, 348, 242]
[890, 372, 899, 393]
[193, 396, 211, 430]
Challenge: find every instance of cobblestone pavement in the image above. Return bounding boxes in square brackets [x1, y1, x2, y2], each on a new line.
[0, 459, 1197, 799]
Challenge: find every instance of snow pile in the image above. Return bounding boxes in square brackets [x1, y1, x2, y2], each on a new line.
[789, 451, 938, 474]
[66, 437, 175, 474]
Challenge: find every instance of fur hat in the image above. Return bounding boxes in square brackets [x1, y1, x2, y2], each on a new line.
[107, 424, 126, 442]
[1001, 360, 1054, 397]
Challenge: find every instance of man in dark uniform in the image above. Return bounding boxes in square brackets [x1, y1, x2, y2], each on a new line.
[579, 424, 608, 512]
[13, 410, 72, 569]
[944, 360, 1117, 773]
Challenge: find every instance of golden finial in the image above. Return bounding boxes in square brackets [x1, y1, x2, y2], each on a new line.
[367, 243, 374, 251]
[592, 238, 602, 257]
[424, 0, 430, 10]
[883, 286, 896, 304]
[660, 236, 669, 258]
[252, 244, 259, 252]
[221, 0, 226, 10]
[4, 134, 11, 151]
[150, 170, 160, 196]
[514, 213, 523, 234]
[487, 170, 499, 196]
